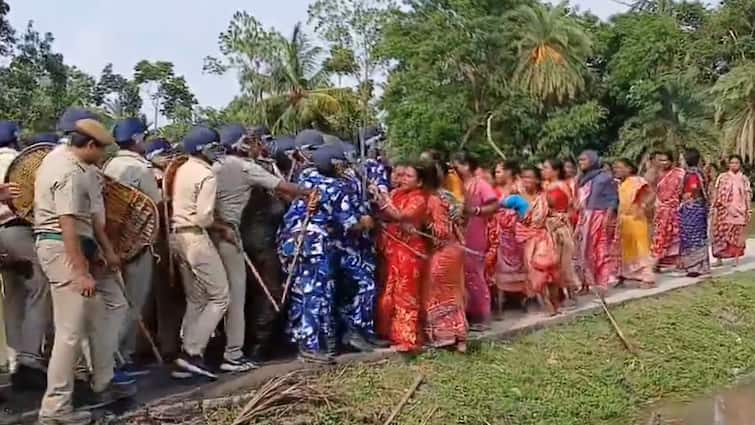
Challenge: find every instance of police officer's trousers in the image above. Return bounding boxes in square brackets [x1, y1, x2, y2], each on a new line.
[118, 249, 154, 362]
[172, 231, 229, 357]
[212, 238, 246, 361]
[36, 240, 128, 418]
[0, 225, 51, 369]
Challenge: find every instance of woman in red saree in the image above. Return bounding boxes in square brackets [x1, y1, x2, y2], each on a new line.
[452, 152, 499, 330]
[486, 161, 528, 315]
[377, 163, 428, 352]
[541, 159, 579, 302]
[712, 154, 752, 265]
[651, 150, 684, 270]
[514, 165, 564, 315]
[574, 150, 620, 294]
[421, 160, 468, 351]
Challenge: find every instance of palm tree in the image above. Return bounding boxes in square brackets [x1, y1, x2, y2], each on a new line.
[266, 23, 342, 133]
[506, 2, 593, 106]
[711, 62, 755, 161]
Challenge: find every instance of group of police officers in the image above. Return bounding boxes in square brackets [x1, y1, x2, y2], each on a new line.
[0, 107, 389, 424]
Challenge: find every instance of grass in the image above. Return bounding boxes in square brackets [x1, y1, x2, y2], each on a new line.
[205, 273, 755, 425]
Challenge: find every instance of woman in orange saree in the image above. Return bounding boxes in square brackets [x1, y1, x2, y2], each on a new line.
[712, 155, 752, 266]
[614, 158, 655, 287]
[486, 161, 528, 315]
[651, 150, 684, 270]
[377, 162, 429, 352]
[515, 166, 562, 315]
[422, 161, 468, 351]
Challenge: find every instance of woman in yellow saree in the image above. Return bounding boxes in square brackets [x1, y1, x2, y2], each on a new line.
[614, 158, 655, 287]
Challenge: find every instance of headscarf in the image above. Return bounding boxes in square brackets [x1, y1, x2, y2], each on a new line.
[578, 150, 618, 210]
[577, 150, 601, 187]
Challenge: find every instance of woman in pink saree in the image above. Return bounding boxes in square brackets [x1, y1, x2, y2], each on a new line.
[451, 152, 498, 330]
[574, 150, 619, 294]
[712, 154, 752, 266]
[486, 161, 527, 315]
[651, 150, 684, 270]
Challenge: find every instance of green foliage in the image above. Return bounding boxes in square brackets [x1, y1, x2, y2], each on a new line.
[711, 61, 755, 160]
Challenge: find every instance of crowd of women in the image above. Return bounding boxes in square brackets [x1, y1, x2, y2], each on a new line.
[373, 147, 752, 353]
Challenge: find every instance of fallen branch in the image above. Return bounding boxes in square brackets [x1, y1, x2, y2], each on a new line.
[383, 374, 424, 425]
[595, 291, 638, 355]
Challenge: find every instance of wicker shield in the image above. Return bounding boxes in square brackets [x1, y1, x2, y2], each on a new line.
[5, 143, 160, 261]
[102, 175, 160, 261]
[4, 142, 56, 221]
[162, 155, 189, 202]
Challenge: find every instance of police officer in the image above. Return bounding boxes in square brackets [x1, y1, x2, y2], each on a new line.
[35, 113, 132, 425]
[171, 126, 227, 379]
[0, 121, 52, 392]
[213, 125, 304, 371]
[102, 118, 162, 375]
[140, 139, 186, 363]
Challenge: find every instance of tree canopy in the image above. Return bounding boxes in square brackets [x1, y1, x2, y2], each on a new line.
[0, 0, 754, 162]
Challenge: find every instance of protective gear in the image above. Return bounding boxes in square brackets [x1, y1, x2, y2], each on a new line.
[294, 129, 325, 150]
[30, 133, 60, 145]
[113, 118, 148, 147]
[0, 121, 20, 147]
[181, 126, 224, 162]
[56, 108, 98, 133]
[145, 138, 173, 162]
[218, 124, 248, 153]
[311, 144, 346, 175]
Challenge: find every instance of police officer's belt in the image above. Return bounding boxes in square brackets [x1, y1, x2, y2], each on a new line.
[35, 232, 99, 261]
[173, 226, 204, 234]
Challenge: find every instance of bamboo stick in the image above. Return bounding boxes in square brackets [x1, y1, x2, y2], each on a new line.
[383, 374, 424, 425]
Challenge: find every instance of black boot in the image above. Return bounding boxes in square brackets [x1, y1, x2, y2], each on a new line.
[343, 331, 374, 353]
[297, 350, 335, 365]
[11, 364, 47, 391]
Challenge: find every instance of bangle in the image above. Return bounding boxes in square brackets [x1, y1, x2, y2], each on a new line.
[474, 206, 481, 216]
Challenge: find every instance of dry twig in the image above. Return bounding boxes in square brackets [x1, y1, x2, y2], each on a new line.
[231, 371, 333, 425]
[383, 374, 424, 425]
[595, 291, 638, 355]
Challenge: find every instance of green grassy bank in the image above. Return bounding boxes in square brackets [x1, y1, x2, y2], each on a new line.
[207, 273, 755, 425]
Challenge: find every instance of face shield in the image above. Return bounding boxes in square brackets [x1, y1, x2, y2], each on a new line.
[200, 142, 226, 162]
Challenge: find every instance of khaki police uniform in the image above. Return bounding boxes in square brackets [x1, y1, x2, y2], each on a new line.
[103, 150, 162, 362]
[212, 156, 280, 361]
[171, 156, 229, 357]
[35, 145, 128, 419]
[0, 146, 51, 371]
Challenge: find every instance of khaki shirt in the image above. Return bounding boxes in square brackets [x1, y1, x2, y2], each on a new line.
[34, 146, 104, 239]
[103, 150, 162, 203]
[171, 156, 216, 229]
[212, 156, 281, 227]
[0, 147, 18, 224]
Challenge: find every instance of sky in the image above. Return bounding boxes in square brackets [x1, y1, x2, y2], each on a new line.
[8, 0, 628, 110]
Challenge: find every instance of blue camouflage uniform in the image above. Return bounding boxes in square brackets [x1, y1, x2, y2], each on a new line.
[277, 165, 358, 353]
[334, 162, 377, 340]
